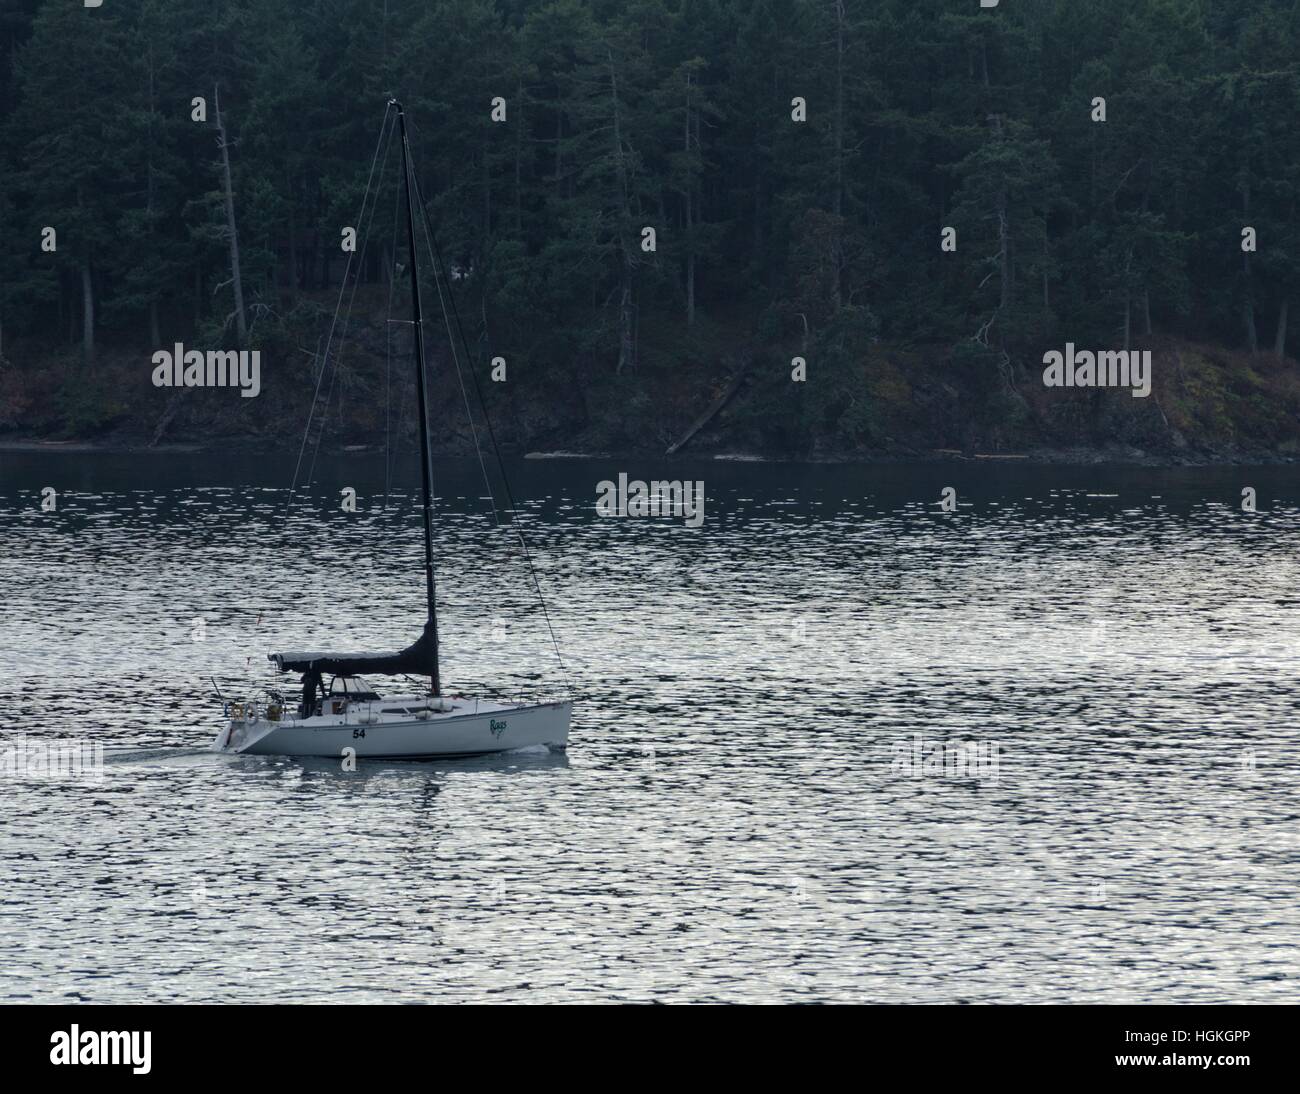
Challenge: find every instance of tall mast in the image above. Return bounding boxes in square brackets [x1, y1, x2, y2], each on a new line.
[394, 100, 441, 695]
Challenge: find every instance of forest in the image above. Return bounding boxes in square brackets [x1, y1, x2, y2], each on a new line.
[1, 0, 1299, 461]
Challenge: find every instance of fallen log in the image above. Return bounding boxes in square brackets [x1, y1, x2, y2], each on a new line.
[149, 387, 188, 448]
[665, 355, 753, 456]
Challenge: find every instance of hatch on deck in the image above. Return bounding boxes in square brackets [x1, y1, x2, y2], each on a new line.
[327, 675, 381, 701]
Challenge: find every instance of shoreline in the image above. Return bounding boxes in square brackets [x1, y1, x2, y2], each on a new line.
[2, 435, 1295, 467]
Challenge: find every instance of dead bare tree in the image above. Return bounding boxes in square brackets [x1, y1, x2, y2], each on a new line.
[214, 83, 248, 346]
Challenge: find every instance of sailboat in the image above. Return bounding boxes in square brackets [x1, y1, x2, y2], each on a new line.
[213, 102, 572, 759]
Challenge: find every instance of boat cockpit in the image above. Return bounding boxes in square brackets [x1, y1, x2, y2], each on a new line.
[312, 674, 381, 717]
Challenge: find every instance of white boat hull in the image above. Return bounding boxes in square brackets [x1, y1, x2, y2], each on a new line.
[212, 698, 571, 759]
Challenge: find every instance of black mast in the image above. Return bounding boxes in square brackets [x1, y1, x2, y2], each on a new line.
[395, 100, 441, 696]
[269, 103, 449, 689]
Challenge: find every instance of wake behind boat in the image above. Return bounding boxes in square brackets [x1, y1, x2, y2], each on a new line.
[213, 100, 572, 760]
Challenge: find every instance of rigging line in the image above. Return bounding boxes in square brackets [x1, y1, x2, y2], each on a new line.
[260, 103, 394, 656]
[391, 349, 411, 497]
[402, 115, 497, 525]
[307, 113, 398, 488]
[286, 101, 396, 509]
[412, 174, 498, 529]
[304, 341, 340, 487]
[384, 173, 403, 510]
[407, 163, 573, 696]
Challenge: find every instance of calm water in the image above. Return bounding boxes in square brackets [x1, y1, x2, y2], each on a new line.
[1, 450, 1297, 1003]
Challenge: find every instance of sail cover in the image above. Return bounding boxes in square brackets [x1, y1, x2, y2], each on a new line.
[269, 621, 438, 678]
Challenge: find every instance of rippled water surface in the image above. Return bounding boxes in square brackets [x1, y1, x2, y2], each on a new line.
[1, 451, 1297, 1003]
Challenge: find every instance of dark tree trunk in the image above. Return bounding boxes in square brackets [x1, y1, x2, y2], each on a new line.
[214, 84, 248, 345]
[514, 79, 524, 235]
[998, 196, 1011, 311]
[81, 260, 95, 369]
[287, 174, 299, 297]
[609, 48, 635, 373]
[684, 70, 695, 327]
[1242, 175, 1257, 354]
[832, 0, 846, 312]
[553, 97, 563, 182]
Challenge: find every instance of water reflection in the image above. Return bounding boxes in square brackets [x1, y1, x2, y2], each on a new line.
[0, 452, 1297, 1002]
